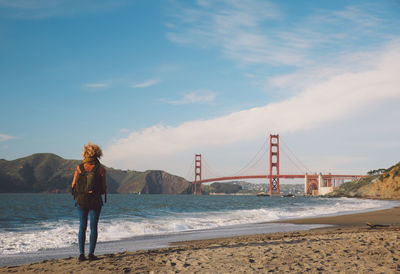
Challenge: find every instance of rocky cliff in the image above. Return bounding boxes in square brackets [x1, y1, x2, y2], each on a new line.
[329, 161, 400, 199]
[0, 153, 192, 194]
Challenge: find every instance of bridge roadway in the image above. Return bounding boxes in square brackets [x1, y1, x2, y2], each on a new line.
[195, 174, 366, 184]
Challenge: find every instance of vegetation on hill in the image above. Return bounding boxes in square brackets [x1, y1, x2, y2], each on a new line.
[202, 182, 242, 194]
[0, 153, 192, 194]
[329, 161, 400, 199]
[200, 181, 304, 195]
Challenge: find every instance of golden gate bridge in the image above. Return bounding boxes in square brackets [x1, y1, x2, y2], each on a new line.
[188, 134, 366, 196]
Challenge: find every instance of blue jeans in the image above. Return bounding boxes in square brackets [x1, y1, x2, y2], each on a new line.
[77, 206, 101, 255]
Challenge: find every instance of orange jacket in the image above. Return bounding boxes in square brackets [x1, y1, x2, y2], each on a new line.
[71, 163, 107, 194]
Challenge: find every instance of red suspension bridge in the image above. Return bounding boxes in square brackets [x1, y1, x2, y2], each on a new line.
[190, 134, 366, 196]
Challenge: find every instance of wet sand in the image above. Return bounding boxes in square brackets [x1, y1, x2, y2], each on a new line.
[2, 207, 400, 273]
[275, 206, 400, 226]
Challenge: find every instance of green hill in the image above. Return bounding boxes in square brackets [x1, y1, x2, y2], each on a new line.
[329, 161, 400, 199]
[0, 153, 192, 194]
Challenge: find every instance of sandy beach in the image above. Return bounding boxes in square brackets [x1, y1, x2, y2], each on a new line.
[1, 206, 400, 273]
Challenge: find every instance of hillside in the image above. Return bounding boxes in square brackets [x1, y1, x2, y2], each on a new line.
[202, 182, 242, 194]
[201, 181, 304, 195]
[329, 162, 400, 199]
[0, 153, 192, 194]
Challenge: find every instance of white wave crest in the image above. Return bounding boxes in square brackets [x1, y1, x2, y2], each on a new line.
[0, 197, 398, 255]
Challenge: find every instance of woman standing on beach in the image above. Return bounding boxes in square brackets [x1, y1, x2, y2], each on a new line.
[72, 143, 107, 262]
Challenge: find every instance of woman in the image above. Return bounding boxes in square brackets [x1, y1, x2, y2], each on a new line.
[72, 143, 107, 262]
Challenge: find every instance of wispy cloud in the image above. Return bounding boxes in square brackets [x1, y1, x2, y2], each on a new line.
[0, 133, 14, 142]
[132, 79, 160, 88]
[82, 83, 109, 91]
[82, 78, 160, 91]
[0, 0, 129, 19]
[334, 5, 381, 28]
[165, 90, 216, 105]
[83, 83, 108, 88]
[166, 1, 398, 68]
[103, 41, 400, 174]
[167, 0, 293, 66]
[119, 128, 130, 133]
[267, 47, 382, 92]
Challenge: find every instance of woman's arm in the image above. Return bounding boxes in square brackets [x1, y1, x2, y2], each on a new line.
[71, 166, 80, 188]
[100, 166, 107, 194]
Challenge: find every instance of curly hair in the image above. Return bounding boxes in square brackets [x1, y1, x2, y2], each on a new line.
[82, 142, 103, 159]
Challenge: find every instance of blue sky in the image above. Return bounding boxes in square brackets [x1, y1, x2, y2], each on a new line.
[1, 0, 400, 179]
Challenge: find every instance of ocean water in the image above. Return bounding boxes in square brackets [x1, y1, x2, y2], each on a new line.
[0, 193, 399, 257]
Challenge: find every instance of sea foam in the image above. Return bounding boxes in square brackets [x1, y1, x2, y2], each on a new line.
[0, 197, 398, 255]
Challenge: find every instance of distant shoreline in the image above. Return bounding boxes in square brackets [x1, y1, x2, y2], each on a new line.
[273, 205, 400, 226]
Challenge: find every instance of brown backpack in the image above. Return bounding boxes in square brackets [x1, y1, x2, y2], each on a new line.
[73, 164, 103, 209]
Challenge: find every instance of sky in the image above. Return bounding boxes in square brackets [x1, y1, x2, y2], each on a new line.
[1, 0, 400, 181]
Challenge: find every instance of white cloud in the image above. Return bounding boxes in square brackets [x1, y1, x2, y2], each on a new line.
[103, 41, 400, 176]
[132, 79, 160, 88]
[0, 134, 14, 142]
[267, 47, 383, 92]
[165, 90, 216, 105]
[83, 83, 109, 88]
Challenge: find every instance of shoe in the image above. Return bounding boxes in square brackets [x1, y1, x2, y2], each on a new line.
[88, 253, 99, 261]
[78, 254, 86, 262]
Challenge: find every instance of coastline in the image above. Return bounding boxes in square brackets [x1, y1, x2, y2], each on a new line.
[273, 205, 400, 226]
[1, 205, 400, 273]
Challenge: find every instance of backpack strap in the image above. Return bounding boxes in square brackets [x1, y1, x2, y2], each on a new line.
[79, 163, 100, 174]
[79, 163, 85, 175]
[93, 164, 106, 203]
[91, 164, 100, 174]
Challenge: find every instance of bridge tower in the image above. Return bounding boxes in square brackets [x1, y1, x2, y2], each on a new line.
[194, 154, 202, 195]
[269, 134, 280, 195]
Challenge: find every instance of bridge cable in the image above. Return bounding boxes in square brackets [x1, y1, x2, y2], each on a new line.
[236, 142, 269, 175]
[202, 157, 224, 179]
[280, 137, 312, 174]
[238, 145, 268, 176]
[232, 137, 269, 176]
[184, 158, 195, 181]
[280, 149, 306, 174]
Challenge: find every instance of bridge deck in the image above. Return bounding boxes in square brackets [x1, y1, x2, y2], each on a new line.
[194, 174, 366, 184]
